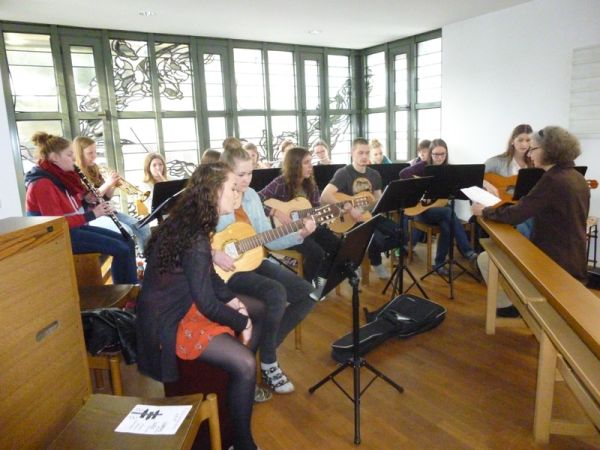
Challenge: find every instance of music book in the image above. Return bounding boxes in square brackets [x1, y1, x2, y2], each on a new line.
[460, 186, 501, 207]
[115, 404, 192, 435]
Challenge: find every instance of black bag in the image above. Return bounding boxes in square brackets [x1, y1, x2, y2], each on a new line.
[331, 294, 446, 363]
[81, 308, 137, 364]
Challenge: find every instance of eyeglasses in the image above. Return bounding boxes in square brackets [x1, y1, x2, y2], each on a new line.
[431, 152, 446, 157]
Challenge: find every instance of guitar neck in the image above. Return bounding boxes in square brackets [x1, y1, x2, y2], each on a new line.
[235, 219, 304, 254]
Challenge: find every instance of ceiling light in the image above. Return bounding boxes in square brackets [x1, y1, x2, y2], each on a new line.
[308, 30, 322, 35]
[139, 10, 157, 17]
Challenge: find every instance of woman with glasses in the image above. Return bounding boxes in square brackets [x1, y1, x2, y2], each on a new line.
[473, 126, 589, 283]
[399, 139, 478, 276]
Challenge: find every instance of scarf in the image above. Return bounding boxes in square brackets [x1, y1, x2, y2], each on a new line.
[39, 160, 86, 198]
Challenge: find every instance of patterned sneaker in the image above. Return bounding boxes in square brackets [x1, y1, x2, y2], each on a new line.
[373, 263, 390, 280]
[261, 363, 295, 394]
[254, 385, 273, 403]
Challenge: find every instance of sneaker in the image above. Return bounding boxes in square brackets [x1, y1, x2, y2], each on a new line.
[261, 363, 295, 394]
[254, 385, 273, 403]
[310, 277, 328, 302]
[355, 266, 362, 280]
[373, 264, 390, 279]
[465, 251, 478, 263]
[497, 305, 520, 318]
[433, 264, 449, 277]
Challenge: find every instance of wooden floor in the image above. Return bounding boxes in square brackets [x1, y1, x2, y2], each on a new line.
[115, 246, 600, 449]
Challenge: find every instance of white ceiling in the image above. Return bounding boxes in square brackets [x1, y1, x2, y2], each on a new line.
[2, 0, 530, 49]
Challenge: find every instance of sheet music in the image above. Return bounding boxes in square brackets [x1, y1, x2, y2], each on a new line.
[460, 186, 502, 207]
[115, 404, 192, 435]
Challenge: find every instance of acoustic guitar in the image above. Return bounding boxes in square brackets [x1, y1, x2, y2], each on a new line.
[212, 203, 340, 281]
[403, 198, 448, 217]
[485, 173, 598, 205]
[264, 195, 371, 230]
[328, 191, 375, 233]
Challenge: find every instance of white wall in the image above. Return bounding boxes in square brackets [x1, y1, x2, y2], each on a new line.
[442, 0, 600, 217]
[0, 68, 22, 219]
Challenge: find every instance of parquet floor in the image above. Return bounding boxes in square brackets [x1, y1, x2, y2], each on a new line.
[117, 245, 600, 449]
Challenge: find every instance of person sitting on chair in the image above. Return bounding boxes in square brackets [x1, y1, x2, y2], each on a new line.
[25, 132, 138, 284]
[215, 147, 317, 395]
[136, 162, 265, 450]
[259, 146, 341, 290]
[399, 138, 478, 276]
[320, 137, 402, 280]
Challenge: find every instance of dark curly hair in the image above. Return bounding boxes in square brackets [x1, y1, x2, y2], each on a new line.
[282, 147, 316, 199]
[146, 162, 232, 274]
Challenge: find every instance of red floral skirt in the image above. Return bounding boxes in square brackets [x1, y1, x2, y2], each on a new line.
[176, 303, 234, 359]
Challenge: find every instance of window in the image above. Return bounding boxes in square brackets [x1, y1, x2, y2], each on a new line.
[328, 54, 353, 162]
[155, 43, 194, 111]
[234, 48, 265, 111]
[416, 37, 442, 143]
[111, 39, 153, 112]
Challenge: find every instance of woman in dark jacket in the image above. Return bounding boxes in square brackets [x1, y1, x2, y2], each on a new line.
[136, 162, 264, 450]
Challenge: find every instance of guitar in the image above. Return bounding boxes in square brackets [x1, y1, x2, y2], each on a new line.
[328, 192, 375, 233]
[212, 203, 340, 281]
[404, 198, 448, 217]
[264, 196, 370, 229]
[484, 173, 516, 203]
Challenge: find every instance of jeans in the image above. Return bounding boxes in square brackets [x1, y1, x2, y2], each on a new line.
[420, 206, 474, 266]
[227, 260, 315, 363]
[70, 225, 138, 284]
[91, 213, 151, 252]
[368, 216, 402, 266]
[516, 218, 534, 239]
[290, 225, 341, 281]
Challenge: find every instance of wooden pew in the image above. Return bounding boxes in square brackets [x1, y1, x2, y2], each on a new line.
[0, 216, 218, 450]
[478, 218, 600, 443]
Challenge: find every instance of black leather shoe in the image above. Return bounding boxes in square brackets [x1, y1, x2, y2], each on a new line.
[496, 305, 520, 318]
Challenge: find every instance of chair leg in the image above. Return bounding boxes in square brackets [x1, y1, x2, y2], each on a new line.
[108, 354, 123, 396]
[426, 229, 433, 269]
[294, 325, 302, 350]
[407, 220, 414, 263]
[205, 393, 222, 450]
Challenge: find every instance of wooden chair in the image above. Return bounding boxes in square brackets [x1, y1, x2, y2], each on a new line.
[78, 283, 140, 396]
[73, 252, 112, 286]
[0, 216, 218, 450]
[269, 249, 305, 349]
[407, 218, 475, 269]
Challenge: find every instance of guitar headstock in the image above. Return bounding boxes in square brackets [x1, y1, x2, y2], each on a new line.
[312, 204, 342, 225]
[353, 195, 373, 209]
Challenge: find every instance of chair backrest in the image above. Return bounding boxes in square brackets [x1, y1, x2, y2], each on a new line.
[0, 217, 91, 449]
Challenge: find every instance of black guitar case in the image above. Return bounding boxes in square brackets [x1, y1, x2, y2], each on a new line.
[331, 294, 446, 363]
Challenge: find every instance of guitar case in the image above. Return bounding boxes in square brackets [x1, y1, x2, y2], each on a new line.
[331, 294, 446, 363]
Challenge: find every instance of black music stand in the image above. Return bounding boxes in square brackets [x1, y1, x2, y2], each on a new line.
[369, 163, 409, 188]
[249, 168, 280, 192]
[313, 164, 345, 192]
[137, 182, 186, 228]
[512, 166, 587, 200]
[308, 215, 404, 445]
[420, 164, 485, 299]
[372, 178, 433, 299]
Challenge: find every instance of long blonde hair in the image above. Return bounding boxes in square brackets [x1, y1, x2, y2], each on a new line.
[73, 136, 103, 186]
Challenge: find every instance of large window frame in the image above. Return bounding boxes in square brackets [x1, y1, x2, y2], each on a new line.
[0, 21, 439, 210]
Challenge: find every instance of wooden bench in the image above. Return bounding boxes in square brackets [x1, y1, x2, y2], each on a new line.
[0, 217, 219, 450]
[478, 218, 600, 443]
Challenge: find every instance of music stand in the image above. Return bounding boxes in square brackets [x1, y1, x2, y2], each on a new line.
[313, 164, 345, 192]
[308, 215, 404, 445]
[151, 179, 188, 212]
[371, 178, 433, 299]
[249, 168, 280, 192]
[420, 164, 485, 299]
[513, 166, 587, 200]
[137, 183, 186, 228]
[369, 163, 409, 188]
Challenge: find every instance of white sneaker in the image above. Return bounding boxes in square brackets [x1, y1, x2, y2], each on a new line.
[261, 363, 295, 394]
[355, 266, 362, 280]
[373, 263, 390, 279]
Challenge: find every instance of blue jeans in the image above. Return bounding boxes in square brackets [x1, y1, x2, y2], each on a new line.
[368, 216, 402, 266]
[91, 212, 151, 252]
[517, 218, 534, 239]
[227, 259, 315, 364]
[420, 206, 474, 266]
[70, 225, 138, 284]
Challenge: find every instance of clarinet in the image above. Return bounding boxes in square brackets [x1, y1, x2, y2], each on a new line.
[74, 165, 132, 241]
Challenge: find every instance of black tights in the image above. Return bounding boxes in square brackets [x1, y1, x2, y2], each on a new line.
[198, 296, 263, 450]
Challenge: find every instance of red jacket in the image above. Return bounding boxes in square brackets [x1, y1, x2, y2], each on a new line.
[25, 168, 95, 229]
